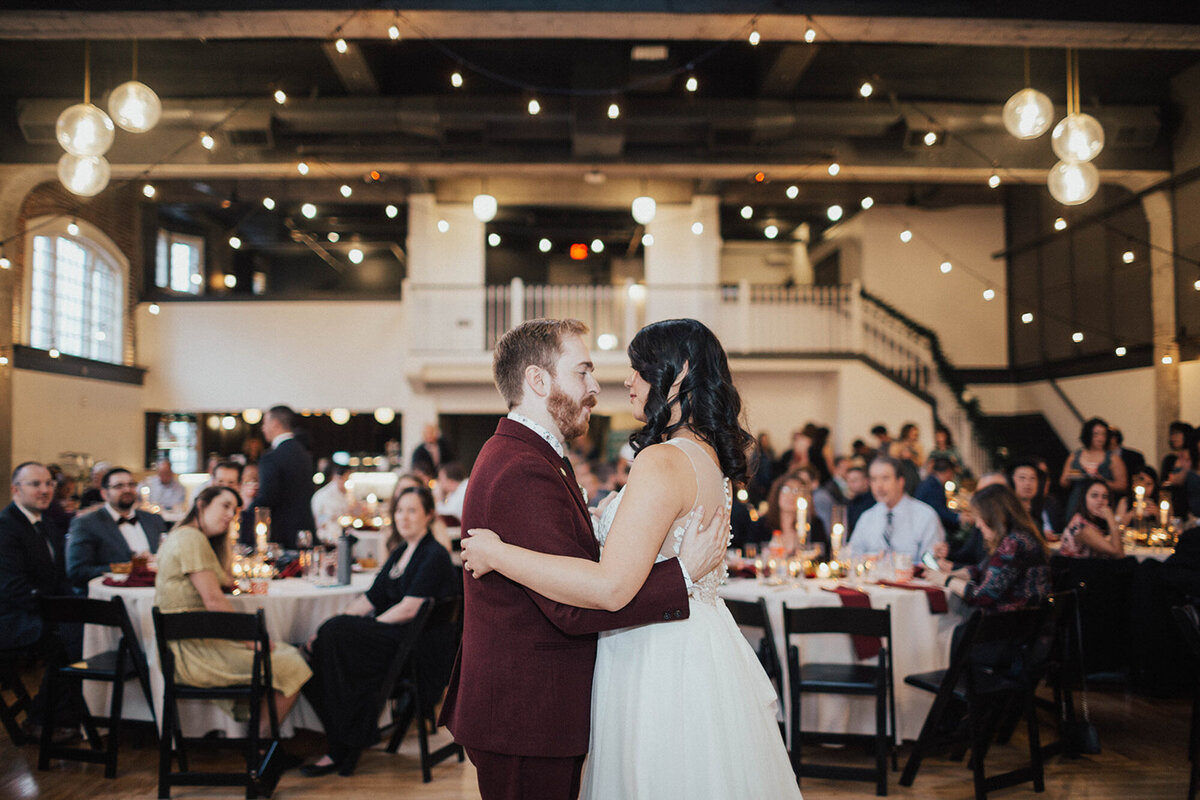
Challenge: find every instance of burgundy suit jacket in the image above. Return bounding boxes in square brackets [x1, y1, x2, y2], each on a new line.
[440, 418, 690, 757]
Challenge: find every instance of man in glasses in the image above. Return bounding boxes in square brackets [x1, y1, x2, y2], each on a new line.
[66, 467, 168, 591]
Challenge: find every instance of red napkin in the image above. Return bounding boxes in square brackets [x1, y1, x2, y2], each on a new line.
[102, 571, 155, 588]
[875, 580, 949, 614]
[822, 586, 881, 659]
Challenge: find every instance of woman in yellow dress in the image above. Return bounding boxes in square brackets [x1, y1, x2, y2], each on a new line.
[155, 486, 312, 734]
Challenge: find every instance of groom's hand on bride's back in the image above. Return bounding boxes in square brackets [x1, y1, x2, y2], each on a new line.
[678, 504, 730, 583]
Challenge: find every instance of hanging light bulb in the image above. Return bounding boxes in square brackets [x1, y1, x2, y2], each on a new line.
[539, 238, 552, 253]
[67, 220, 80, 236]
[297, 161, 309, 175]
[223, 274, 237, 288]
[786, 185, 799, 199]
[108, 80, 161, 133]
[1115, 346, 1127, 357]
[1047, 159, 1099, 205]
[437, 219, 450, 233]
[1072, 331, 1084, 343]
[334, 37, 348, 54]
[1021, 312, 1034, 324]
[988, 171, 1001, 189]
[142, 183, 156, 198]
[764, 225, 779, 239]
[1122, 250, 1135, 264]
[57, 153, 110, 197]
[748, 28, 761, 46]
[1054, 217, 1067, 231]
[899, 229, 913, 243]
[691, 222, 704, 235]
[451, 71, 464, 89]
[740, 205, 753, 219]
[473, 193, 498, 222]
[1051, 113, 1104, 162]
[641, 233, 653, 247]
[374, 407, 396, 425]
[827, 204, 843, 221]
[348, 248, 364, 264]
[229, 235, 241, 249]
[527, 98, 541, 115]
[301, 202, 317, 219]
[388, 23, 401, 40]
[860, 196, 874, 209]
[199, 132, 215, 150]
[590, 238, 605, 253]
[940, 261, 952, 274]
[385, 204, 398, 219]
[330, 408, 351, 425]
[923, 131, 939, 146]
[273, 88, 287, 105]
[262, 197, 275, 210]
[827, 162, 840, 176]
[0, 253, 9, 270]
[607, 102, 620, 120]
[631, 196, 656, 225]
[56, 103, 115, 157]
[340, 184, 352, 198]
[685, 75, 698, 93]
[804, 21, 816, 43]
[983, 288, 996, 301]
[488, 233, 501, 247]
[327, 232, 340, 243]
[859, 81, 874, 98]
[1002, 88, 1054, 140]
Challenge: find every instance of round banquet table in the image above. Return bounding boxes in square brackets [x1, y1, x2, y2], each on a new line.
[84, 572, 376, 737]
[720, 577, 967, 743]
[1049, 542, 1173, 562]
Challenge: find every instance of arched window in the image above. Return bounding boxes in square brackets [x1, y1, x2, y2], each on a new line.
[25, 217, 126, 364]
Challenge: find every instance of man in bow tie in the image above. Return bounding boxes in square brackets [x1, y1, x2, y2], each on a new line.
[66, 467, 168, 592]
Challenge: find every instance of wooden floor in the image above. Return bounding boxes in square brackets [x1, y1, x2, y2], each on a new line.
[2, 687, 1193, 799]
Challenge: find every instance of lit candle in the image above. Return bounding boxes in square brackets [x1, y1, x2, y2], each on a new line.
[795, 496, 809, 546]
[1160, 499, 1170, 529]
[255, 522, 268, 555]
[754, 558, 764, 579]
[816, 562, 831, 579]
[1135, 485, 1145, 500]
[830, 523, 845, 558]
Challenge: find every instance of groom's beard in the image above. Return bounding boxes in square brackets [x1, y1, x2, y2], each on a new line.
[548, 384, 596, 442]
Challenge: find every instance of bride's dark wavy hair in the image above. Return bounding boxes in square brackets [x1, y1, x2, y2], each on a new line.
[627, 318, 755, 482]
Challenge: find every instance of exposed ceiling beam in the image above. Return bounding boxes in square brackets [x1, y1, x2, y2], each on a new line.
[320, 40, 379, 96]
[1, 11, 1198, 50]
[760, 44, 821, 97]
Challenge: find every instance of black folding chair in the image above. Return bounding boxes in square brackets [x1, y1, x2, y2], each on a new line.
[37, 594, 154, 777]
[782, 603, 896, 796]
[900, 606, 1053, 800]
[0, 648, 35, 745]
[152, 607, 279, 799]
[1171, 602, 1200, 800]
[384, 595, 466, 781]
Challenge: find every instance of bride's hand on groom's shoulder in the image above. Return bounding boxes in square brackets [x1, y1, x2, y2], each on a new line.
[678, 504, 730, 582]
[461, 529, 501, 578]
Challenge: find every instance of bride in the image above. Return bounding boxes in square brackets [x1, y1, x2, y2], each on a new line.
[462, 318, 801, 799]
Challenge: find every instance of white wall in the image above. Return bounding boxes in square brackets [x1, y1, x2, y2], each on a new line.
[12, 369, 144, 468]
[1178, 361, 1200, 427]
[720, 240, 795, 285]
[834, 361, 936, 457]
[830, 205, 1008, 369]
[137, 301, 413, 412]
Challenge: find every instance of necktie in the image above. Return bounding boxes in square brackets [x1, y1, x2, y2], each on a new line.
[561, 455, 577, 484]
[883, 510, 894, 550]
[118, 516, 137, 526]
[34, 520, 55, 560]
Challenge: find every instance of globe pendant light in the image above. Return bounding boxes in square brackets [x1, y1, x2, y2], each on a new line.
[1002, 88, 1053, 140]
[1047, 160, 1099, 206]
[473, 193, 497, 222]
[56, 42, 115, 157]
[109, 80, 161, 133]
[631, 195, 656, 225]
[1002, 51, 1053, 140]
[1051, 112, 1104, 163]
[57, 152, 111, 197]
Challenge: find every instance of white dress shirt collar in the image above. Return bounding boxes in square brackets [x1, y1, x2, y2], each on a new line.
[270, 431, 295, 449]
[507, 412, 565, 458]
[14, 502, 41, 525]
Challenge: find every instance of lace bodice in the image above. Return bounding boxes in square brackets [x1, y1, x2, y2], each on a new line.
[594, 438, 731, 605]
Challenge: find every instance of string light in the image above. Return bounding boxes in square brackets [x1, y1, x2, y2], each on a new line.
[1162, 355, 1173, 365]
[297, 161, 309, 175]
[899, 229, 913, 243]
[607, 102, 620, 119]
[301, 203, 317, 218]
[437, 219, 450, 233]
[590, 238, 604, 253]
[1115, 346, 1127, 357]
[859, 81, 873, 98]
[641, 233, 654, 247]
[334, 37, 348, 54]
[67, 220, 80, 236]
[142, 183, 156, 198]
[340, 184, 352, 198]
[224, 274, 237, 288]
[388, 23, 401, 41]
[860, 197, 874, 209]
[827, 205, 843, 221]
[348, 248, 364, 264]
[385, 204, 398, 218]
[327, 232, 340, 243]
[786, 185, 799, 199]
[691, 222, 704, 235]
[685, 75, 699, 93]
[262, 197, 275, 210]
[539, 238, 552, 253]
[940, 261, 952, 274]
[451, 71, 464, 89]
[1122, 250, 1135, 263]
[148, 303, 160, 315]
[983, 289, 996, 301]
[0, 253, 9, 270]
[527, 98, 541, 115]
[488, 233, 501, 247]
[1054, 217, 1067, 231]
[804, 20, 816, 43]
[740, 205, 753, 219]
[748, 27, 761, 46]
[827, 162, 840, 176]
[764, 225, 779, 239]
[988, 172, 1001, 189]
[273, 89, 287, 105]
[923, 131, 938, 146]
[1021, 312, 1034, 324]
[199, 132, 215, 150]
[229, 235, 241, 249]
[1072, 331, 1084, 343]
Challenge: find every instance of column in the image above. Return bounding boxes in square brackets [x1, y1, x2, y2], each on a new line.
[643, 194, 721, 328]
[405, 193, 487, 352]
[1141, 190, 1180, 461]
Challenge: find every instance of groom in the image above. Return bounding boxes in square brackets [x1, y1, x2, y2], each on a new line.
[440, 318, 727, 800]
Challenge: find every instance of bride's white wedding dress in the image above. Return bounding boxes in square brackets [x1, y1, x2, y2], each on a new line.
[582, 438, 803, 799]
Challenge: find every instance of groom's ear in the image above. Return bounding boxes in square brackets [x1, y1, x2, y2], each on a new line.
[524, 364, 551, 399]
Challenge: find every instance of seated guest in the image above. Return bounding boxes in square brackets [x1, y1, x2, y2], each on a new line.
[813, 456, 851, 532]
[846, 456, 943, 560]
[44, 464, 78, 534]
[1173, 437, 1200, 522]
[844, 464, 873, 537]
[1115, 465, 1161, 528]
[78, 461, 110, 510]
[311, 464, 352, 544]
[140, 456, 187, 512]
[1060, 478, 1124, 558]
[301, 487, 458, 777]
[66, 467, 168, 590]
[927, 484, 1051, 612]
[155, 487, 311, 741]
[915, 458, 970, 535]
[434, 462, 468, 521]
[756, 468, 829, 556]
[1060, 417, 1127, 520]
[237, 463, 260, 549]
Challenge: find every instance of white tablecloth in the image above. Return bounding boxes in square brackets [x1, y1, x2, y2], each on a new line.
[84, 572, 375, 737]
[1049, 542, 1173, 562]
[720, 578, 965, 742]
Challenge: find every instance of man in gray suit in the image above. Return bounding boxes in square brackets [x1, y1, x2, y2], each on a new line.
[66, 467, 168, 592]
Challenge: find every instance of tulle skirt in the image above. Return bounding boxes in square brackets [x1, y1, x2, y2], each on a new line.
[582, 598, 803, 800]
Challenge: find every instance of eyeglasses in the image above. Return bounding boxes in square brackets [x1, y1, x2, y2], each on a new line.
[15, 480, 54, 489]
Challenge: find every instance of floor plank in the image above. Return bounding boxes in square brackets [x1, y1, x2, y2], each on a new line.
[2, 687, 1192, 799]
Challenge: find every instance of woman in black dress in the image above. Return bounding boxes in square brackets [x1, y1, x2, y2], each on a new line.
[300, 486, 458, 777]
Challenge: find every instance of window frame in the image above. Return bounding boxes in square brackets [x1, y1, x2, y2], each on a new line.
[23, 216, 128, 366]
[154, 227, 205, 295]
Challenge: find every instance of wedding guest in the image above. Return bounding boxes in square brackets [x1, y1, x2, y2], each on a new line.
[139, 456, 186, 512]
[434, 462, 468, 521]
[927, 424, 962, 471]
[870, 424, 892, 461]
[1008, 459, 1055, 535]
[155, 487, 311, 736]
[237, 463, 260, 549]
[937, 471, 1007, 567]
[845, 456, 942, 559]
[891, 422, 925, 480]
[1060, 417, 1127, 520]
[311, 464, 352, 544]
[773, 428, 812, 478]
[927, 484, 1050, 612]
[249, 405, 316, 549]
[756, 468, 829, 556]
[844, 464, 873, 536]
[1161, 421, 1194, 504]
[78, 461, 111, 510]
[66, 467, 168, 590]
[1115, 466, 1161, 528]
[300, 486, 458, 777]
[915, 458, 968, 535]
[813, 455, 851, 532]
[1108, 427, 1145, 478]
[411, 423, 453, 477]
[44, 464, 78, 534]
[1059, 479, 1124, 558]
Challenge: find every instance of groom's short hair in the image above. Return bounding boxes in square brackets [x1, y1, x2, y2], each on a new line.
[493, 318, 589, 409]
